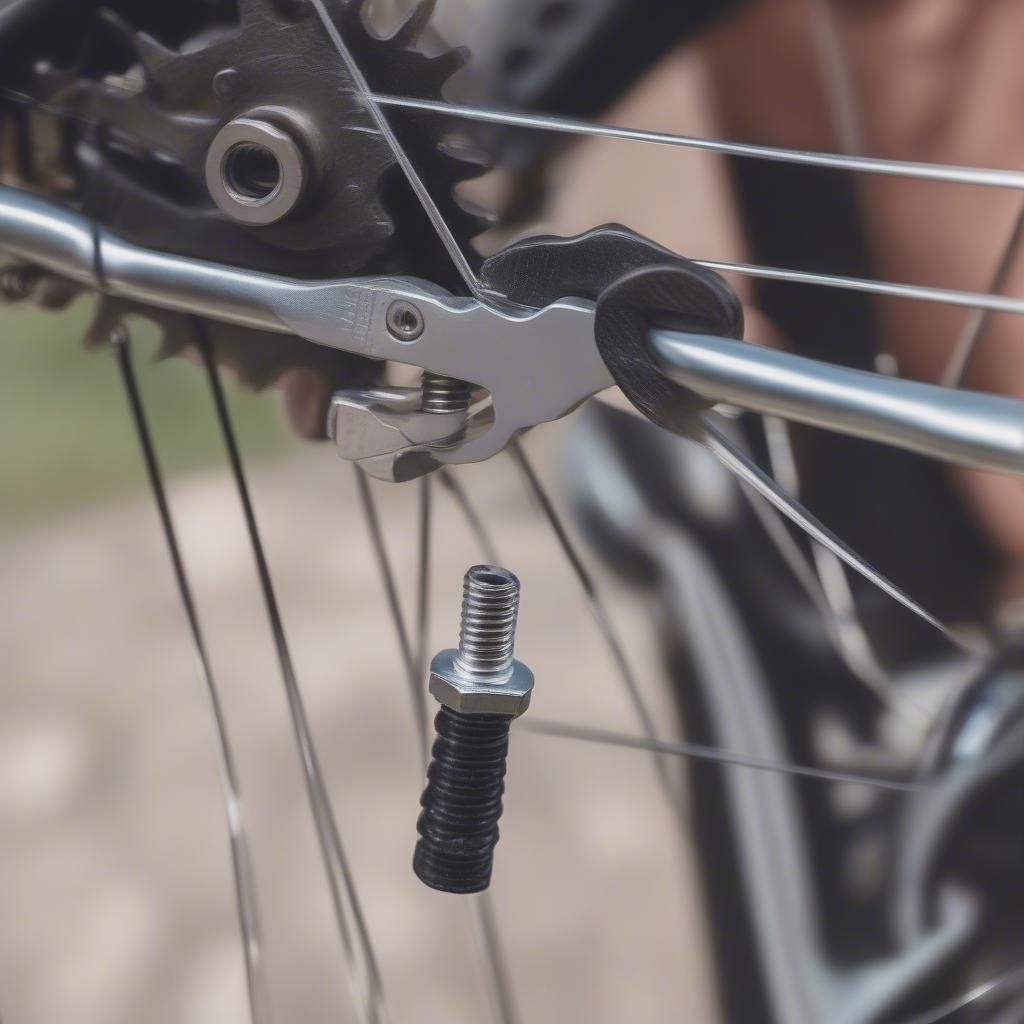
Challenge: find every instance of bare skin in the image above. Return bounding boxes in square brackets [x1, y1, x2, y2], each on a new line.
[703, 0, 1024, 586]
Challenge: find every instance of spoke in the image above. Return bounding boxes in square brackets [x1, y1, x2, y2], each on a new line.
[899, 966, 1024, 1024]
[735, 460, 830, 612]
[757, 419, 923, 719]
[524, 719, 926, 793]
[194, 323, 389, 1024]
[942, 197, 1024, 387]
[353, 467, 428, 761]
[507, 440, 686, 812]
[415, 476, 432, 690]
[468, 893, 520, 1024]
[798, 2, 945, 721]
[808, 542, 921, 713]
[306, 1, 481, 295]
[371, 94, 1024, 192]
[807, 0, 864, 156]
[436, 467, 499, 564]
[733, 452, 919, 717]
[694, 256, 1024, 317]
[0, 85, 97, 130]
[113, 329, 271, 1024]
[701, 420, 985, 657]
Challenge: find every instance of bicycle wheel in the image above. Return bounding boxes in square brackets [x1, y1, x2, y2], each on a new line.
[1, 1, 1022, 1022]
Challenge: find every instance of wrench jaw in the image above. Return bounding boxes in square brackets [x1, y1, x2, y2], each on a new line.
[327, 384, 495, 482]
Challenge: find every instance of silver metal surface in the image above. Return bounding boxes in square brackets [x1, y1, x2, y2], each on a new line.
[329, 387, 463, 460]
[4, 184, 1024, 479]
[429, 566, 534, 717]
[205, 115, 308, 226]
[0, 187, 99, 286]
[652, 330, 1024, 476]
[205, 116, 306, 226]
[693, 256, 1024, 317]
[385, 299, 424, 341]
[371, 94, 1024, 192]
[0, 186, 609, 466]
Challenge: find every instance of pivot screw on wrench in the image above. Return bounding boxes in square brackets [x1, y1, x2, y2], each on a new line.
[386, 299, 425, 342]
[414, 565, 534, 893]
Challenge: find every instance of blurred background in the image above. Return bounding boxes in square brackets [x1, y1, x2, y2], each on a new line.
[0, 304, 716, 1024]
[3, 0, 1024, 1021]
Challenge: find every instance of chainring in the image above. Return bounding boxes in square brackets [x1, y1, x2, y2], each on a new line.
[0, 0, 489, 400]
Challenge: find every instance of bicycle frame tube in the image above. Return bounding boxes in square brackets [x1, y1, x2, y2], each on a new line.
[1, 183, 1022, 477]
[650, 329, 1024, 476]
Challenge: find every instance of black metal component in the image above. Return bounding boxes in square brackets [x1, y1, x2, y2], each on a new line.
[414, 705, 512, 894]
[1, 0, 488, 281]
[897, 644, 1024, 933]
[481, 223, 743, 435]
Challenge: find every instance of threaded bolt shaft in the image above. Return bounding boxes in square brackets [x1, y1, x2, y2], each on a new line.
[421, 371, 472, 414]
[414, 565, 524, 894]
[454, 565, 520, 679]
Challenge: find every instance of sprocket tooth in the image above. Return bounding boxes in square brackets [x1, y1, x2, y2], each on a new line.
[131, 29, 185, 90]
[423, 47, 468, 90]
[83, 297, 127, 349]
[390, 0, 437, 47]
[153, 320, 191, 361]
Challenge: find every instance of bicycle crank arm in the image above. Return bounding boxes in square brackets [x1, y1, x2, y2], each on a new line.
[0, 186, 611, 465]
[651, 329, 1024, 476]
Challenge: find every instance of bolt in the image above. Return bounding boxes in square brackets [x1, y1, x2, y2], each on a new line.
[414, 565, 530, 893]
[454, 566, 520, 679]
[420, 371, 471, 414]
[386, 300, 424, 342]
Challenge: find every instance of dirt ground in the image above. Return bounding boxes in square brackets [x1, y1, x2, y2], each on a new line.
[0, 431, 720, 1023]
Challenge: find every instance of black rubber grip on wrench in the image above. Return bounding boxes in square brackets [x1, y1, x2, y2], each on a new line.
[480, 224, 744, 436]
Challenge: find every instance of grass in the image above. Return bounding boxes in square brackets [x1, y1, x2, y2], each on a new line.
[1, 296, 292, 525]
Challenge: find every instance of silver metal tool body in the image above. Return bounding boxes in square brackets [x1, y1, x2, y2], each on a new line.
[0, 185, 608, 467]
[2, 184, 1023, 478]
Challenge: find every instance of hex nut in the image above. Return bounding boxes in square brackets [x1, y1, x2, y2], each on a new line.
[428, 648, 534, 717]
[205, 114, 307, 226]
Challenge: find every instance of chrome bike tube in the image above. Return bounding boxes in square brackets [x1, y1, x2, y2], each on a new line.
[651, 330, 1024, 475]
[2, 183, 1023, 477]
